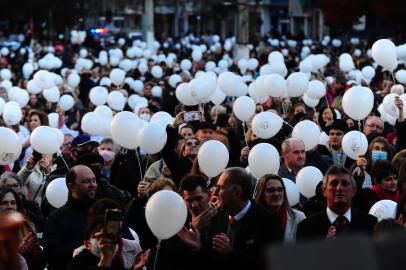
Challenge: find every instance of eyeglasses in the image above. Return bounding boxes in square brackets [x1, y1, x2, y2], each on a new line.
[186, 140, 200, 147]
[265, 187, 284, 193]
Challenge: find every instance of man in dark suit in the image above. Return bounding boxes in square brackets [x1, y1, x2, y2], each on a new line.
[212, 167, 283, 270]
[297, 166, 377, 240]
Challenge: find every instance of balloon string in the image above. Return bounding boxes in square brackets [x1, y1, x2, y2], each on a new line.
[152, 239, 161, 270]
[358, 120, 361, 132]
[252, 177, 259, 199]
[283, 121, 294, 129]
[242, 122, 248, 147]
[391, 71, 396, 85]
[57, 151, 70, 170]
[136, 150, 143, 180]
[144, 155, 149, 178]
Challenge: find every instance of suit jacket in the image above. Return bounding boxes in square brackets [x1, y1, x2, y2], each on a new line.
[296, 208, 377, 241]
[225, 202, 283, 270]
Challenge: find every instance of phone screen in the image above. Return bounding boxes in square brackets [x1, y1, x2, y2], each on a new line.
[184, 111, 200, 122]
[104, 209, 122, 243]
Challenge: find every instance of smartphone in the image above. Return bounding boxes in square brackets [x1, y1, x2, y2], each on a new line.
[104, 209, 122, 244]
[32, 150, 42, 163]
[184, 111, 200, 122]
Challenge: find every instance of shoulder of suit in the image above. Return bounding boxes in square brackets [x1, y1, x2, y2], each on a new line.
[352, 210, 378, 223]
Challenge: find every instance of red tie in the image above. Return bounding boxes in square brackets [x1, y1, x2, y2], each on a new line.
[229, 216, 235, 225]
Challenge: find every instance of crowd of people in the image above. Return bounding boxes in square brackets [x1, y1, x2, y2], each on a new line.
[1, 31, 406, 270]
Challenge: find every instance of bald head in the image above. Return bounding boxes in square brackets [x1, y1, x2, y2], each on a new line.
[66, 165, 97, 201]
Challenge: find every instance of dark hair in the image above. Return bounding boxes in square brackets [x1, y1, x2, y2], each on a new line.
[322, 166, 355, 189]
[28, 109, 49, 127]
[148, 177, 177, 197]
[0, 186, 24, 213]
[223, 167, 255, 201]
[84, 215, 104, 240]
[396, 187, 406, 219]
[370, 160, 397, 184]
[373, 218, 404, 239]
[179, 174, 208, 194]
[254, 174, 294, 217]
[88, 198, 122, 224]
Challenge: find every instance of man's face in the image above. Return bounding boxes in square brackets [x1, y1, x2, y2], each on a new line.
[182, 138, 200, 157]
[61, 136, 73, 155]
[69, 166, 98, 201]
[215, 173, 237, 213]
[322, 174, 356, 211]
[284, 141, 306, 169]
[183, 186, 210, 217]
[328, 129, 345, 149]
[197, 129, 214, 142]
[364, 118, 384, 136]
[180, 127, 194, 139]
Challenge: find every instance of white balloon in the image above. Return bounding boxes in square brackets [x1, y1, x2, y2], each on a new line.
[0, 127, 22, 165]
[43, 87, 60, 103]
[58, 95, 74, 111]
[33, 70, 55, 89]
[339, 53, 355, 72]
[205, 61, 216, 72]
[369, 200, 397, 222]
[361, 66, 375, 82]
[94, 105, 113, 119]
[0, 97, 4, 115]
[372, 39, 397, 70]
[46, 177, 68, 208]
[286, 72, 309, 97]
[342, 131, 368, 160]
[210, 89, 226, 105]
[22, 63, 34, 79]
[282, 178, 300, 206]
[264, 74, 286, 97]
[89, 86, 108, 106]
[217, 71, 239, 96]
[396, 69, 406, 84]
[109, 68, 126, 86]
[110, 111, 141, 149]
[168, 74, 182, 88]
[189, 78, 209, 100]
[107, 91, 126, 111]
[0, 69, 11, 80]
[151, 66, 163, 78]
[303, 94, 319, 108]
[3, 102, 22, 125]
[319, 131, 329, 147]
[145, 190, 187, 240]
[176, 83, 198, 106]
[307, 80, 326, 99]
[151, 86, 162, 97]
[252, 111, 283, 139]
[150, 111, 173, 128]
[192, 50, 203, 61]
[248, 143, 280, 177]
[268, 51, 284, 64]
[26, 80, 42, 94]
[382, 93, 399, 117]
[48, 113, 59, 128]
[67, 73, 80, 88]
[296, 166, 323, 198]
[342, 86, 374, 120]
[133, 80, 144, 93]
[198, 140, 229, 177]
[233, 96, 256, 121]
[138, 123, 167, 154]
[248, 58, 259, 70]
[11, 89, 29, 108]
[180, 59, 192, 71]
[299, 60, 313, 73]
[30, 126, 61, 154]
[254, 75, 269, 97]
[292, 120, 320, 151]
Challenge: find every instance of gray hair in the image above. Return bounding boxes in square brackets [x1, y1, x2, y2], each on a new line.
[0, 172, 20, 187]
[281, 138, 305, 155]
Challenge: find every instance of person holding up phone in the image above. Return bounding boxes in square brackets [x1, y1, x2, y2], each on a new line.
[17, 151, 56, 206]
[69, 216, 151, 270]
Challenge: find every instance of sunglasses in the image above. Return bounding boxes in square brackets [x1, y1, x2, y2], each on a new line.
[186, 140, 200, 147]
[265, 187, 284, 193]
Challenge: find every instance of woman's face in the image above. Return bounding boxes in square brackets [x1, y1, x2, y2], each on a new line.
[322, 108, 333, 122]
[263, 179, 284, 210]
[29, 114, 41, 130]
[2, 178, 20, 194]
[379, 175, 398, 193]
[0, 192, 17, 213]
[294, 105, 306, 115]
[372, 142, 386, 152]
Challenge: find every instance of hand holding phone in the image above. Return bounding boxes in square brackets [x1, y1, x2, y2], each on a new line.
[184, 111, 200, 122]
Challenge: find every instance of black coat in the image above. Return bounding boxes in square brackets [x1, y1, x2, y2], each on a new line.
[43, 196, 92, 270]
[223, 202, 283, 270]
[68, 249, 125, 270]
[296, 209, 377, 241]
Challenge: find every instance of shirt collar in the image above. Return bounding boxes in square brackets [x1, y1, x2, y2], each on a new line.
[326, 207, 352, 224]
[232, 200, 251, 221]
